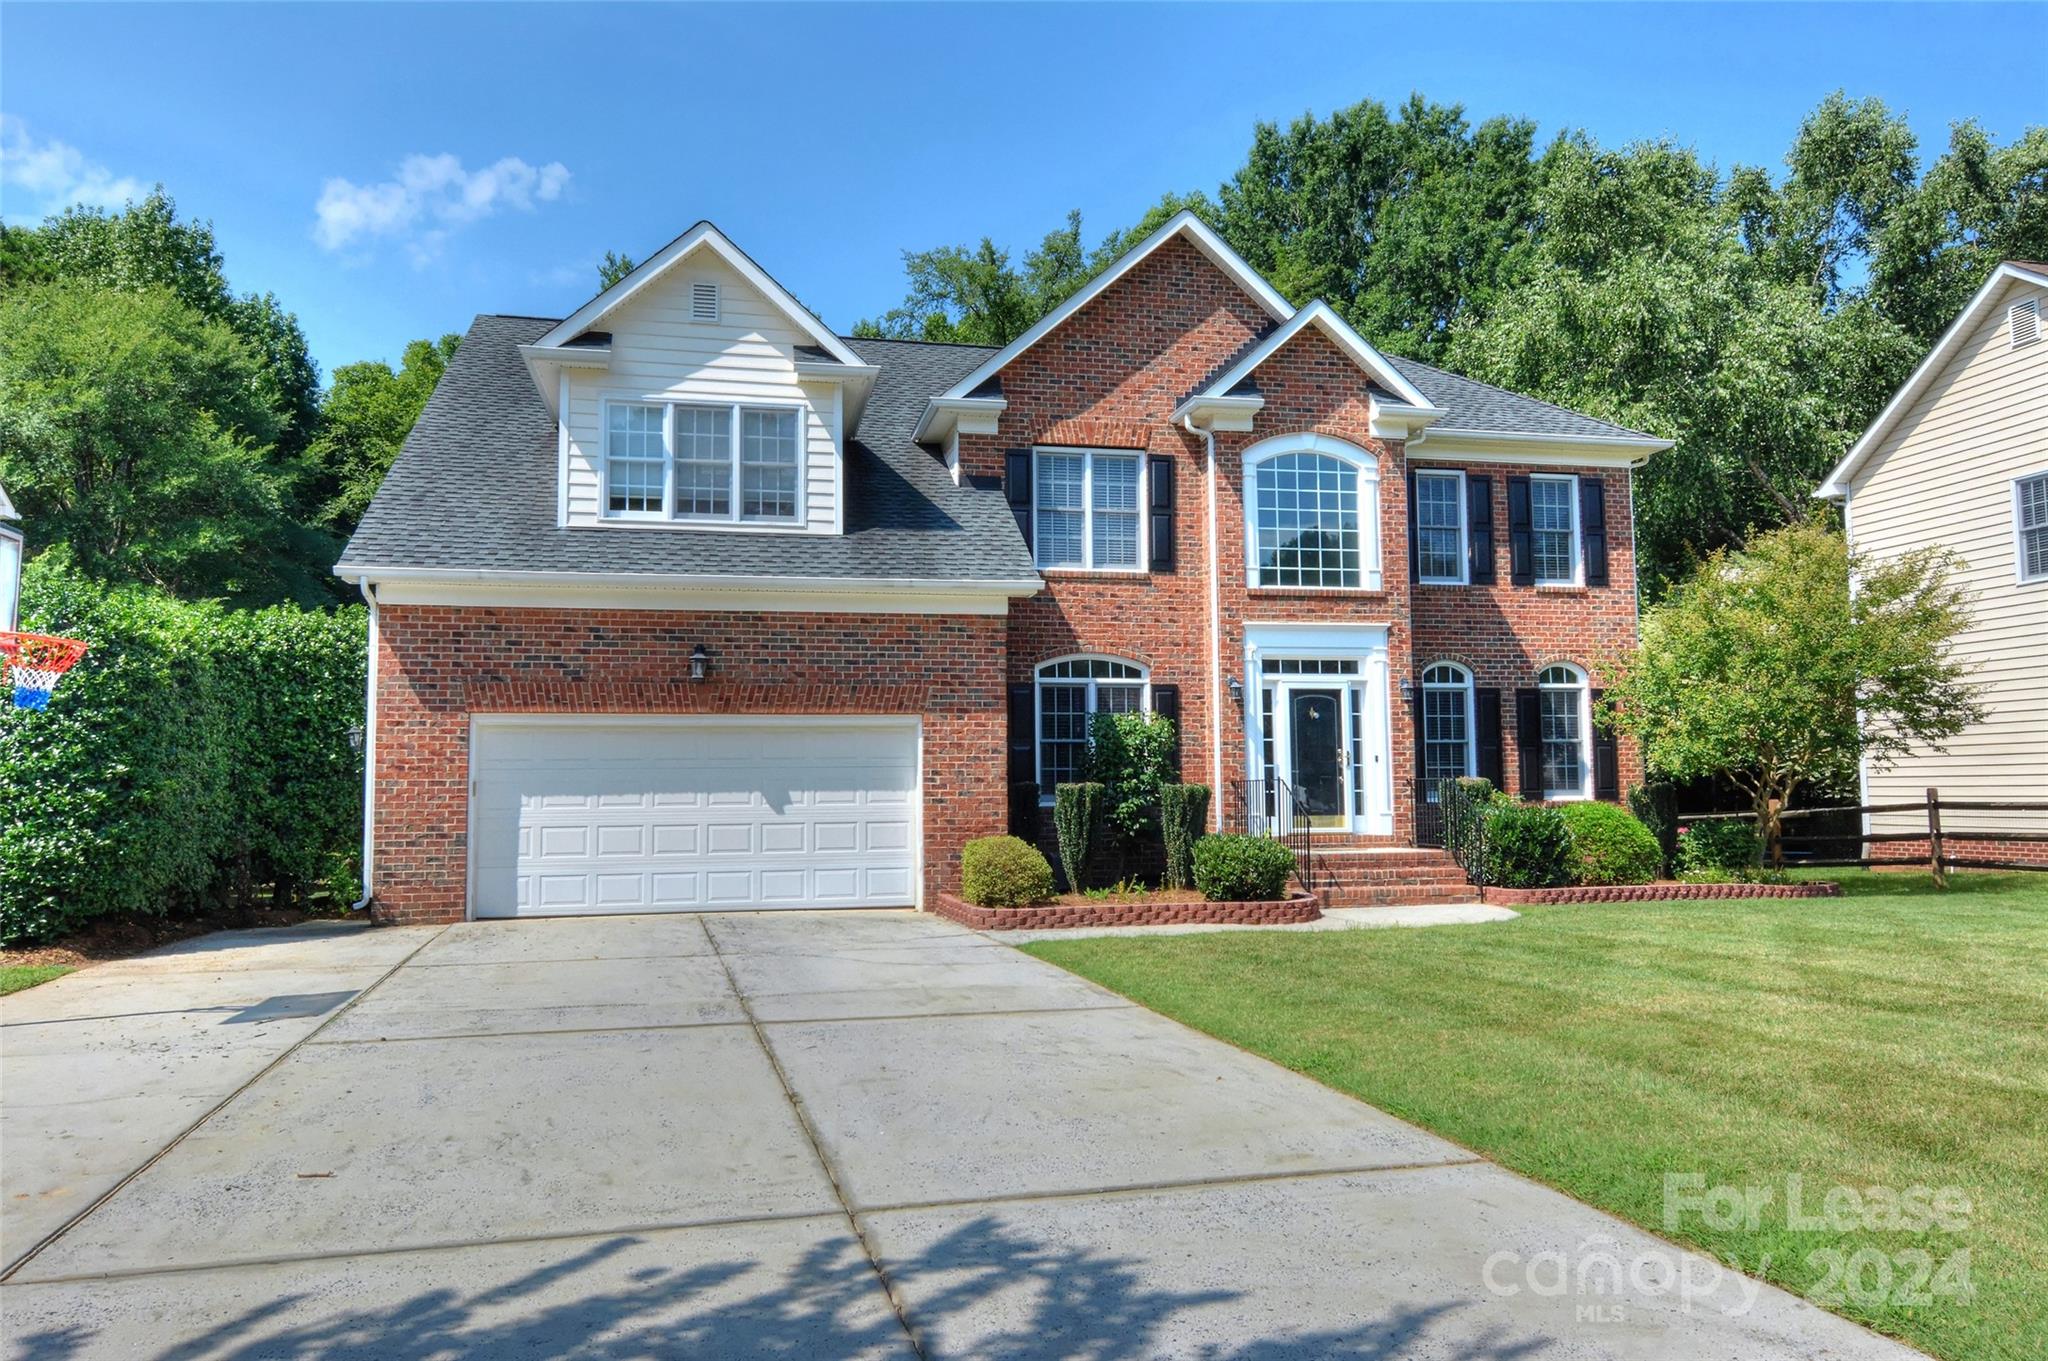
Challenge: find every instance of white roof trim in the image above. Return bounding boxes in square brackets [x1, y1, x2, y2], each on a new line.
[929, 211, 1293, 407]
[1187, 300, 1435, 411]
[911, 396, 1009, 445]
[518, 342, 611, 368]
[0, 483, 16, 521]
[532, 221, 865, 368]
[333, 562, 1044, 596]
[1816, 261, 2048, 498]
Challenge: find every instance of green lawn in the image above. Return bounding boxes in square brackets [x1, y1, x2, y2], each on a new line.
[0, 964, 74, 996]
[1021, 871, 2048, 1361]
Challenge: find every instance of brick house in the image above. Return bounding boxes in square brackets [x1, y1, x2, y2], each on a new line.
[337, 215, 1668, 923]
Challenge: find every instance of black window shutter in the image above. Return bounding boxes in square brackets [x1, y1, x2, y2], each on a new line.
[1005, 450, 1033, 551]
[1151, 684, 1182, 773]
[1591, 688, 1620, 800]
[1506, 476, 1534, 586]
[1467, 473, 1495, 585]
[1514, 687, 1544, 797]
[1405, 469, 1420, 582]
[1579, 475, 1609, 586]
[1474, 687, 1504, 787]
[1007, 683, 1036, 788]
[1149, 458, 1176, 571]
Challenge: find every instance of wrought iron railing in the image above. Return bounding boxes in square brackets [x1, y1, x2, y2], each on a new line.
[1233, 777, 1317, 895]
[1438, 777, 1490, 890]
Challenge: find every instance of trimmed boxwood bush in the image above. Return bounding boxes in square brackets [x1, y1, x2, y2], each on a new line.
[1051, 781, 1103, 891]
[1481, 803, 1573, 888]
[0, 553, 367, 943]
[959, 835, 1055, 907]
[1158, 783, 1210, 890]
[1556, 802, 1662, 886]
[1675, 819, 1761, 876]
[1192, 834, 1296, 902]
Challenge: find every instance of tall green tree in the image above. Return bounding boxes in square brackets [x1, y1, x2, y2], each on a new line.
[1600, 522, 1982, 858]
[0, 283, 300, 602]
[597, 250, 636, 290]
[305, 334, 461, 536]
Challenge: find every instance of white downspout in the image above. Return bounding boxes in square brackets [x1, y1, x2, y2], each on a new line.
[1184, 414, 1226, 831]
[351, 578, 379, 913]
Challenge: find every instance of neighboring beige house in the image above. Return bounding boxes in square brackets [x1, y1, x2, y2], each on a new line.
[1815, 260, 2048, 864]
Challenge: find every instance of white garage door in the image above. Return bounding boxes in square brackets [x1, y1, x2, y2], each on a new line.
[469, 718, 919, 916]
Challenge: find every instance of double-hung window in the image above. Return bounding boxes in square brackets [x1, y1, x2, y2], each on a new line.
[1537, 664, 1590, 799]
[1529, 475, 1579, 585]
[1415, 471, 1467, 584]
[1420, 663, 1475, 795]
[604, 400, 803, 524]
[1035, 450, 1142, 570]
[1035, 657, 1148, 794]
[2017, 472, 2048, 583]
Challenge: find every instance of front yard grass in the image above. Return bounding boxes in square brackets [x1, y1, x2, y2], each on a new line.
[1020, 870, 2047, 1361]
[0, 964, 74, 996]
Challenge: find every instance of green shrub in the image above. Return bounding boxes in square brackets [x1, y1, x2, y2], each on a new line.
[959, 835, 1055, 907]
[1192, 834, 1296, 901]
[1051, 782, 1103, 891]
[1481, 803, 1574, 888]
[1158, 783, 1210, 890]
[1084, 711, 1178, 856]
[1675, 819, 1761, 876]
[0, 553, 367, 944]
[1627, 781, 1679, 876]
[1556, 802, 1663, 885]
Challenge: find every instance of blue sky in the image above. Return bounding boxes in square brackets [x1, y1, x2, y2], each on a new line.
[4, 2, 2042, 378]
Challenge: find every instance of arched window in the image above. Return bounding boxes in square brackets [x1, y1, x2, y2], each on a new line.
[1245, 436, 1380, 590]
[1035, 656, 1150, 793]
[1420, 663, 1475, 797]
[1537, 664, 1591, 800]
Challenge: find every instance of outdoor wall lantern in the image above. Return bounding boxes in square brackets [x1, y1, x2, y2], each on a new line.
[346, 722, 366, 757]
[1227, 676, 1244, 708]
[1399, 678, 1415, 705]
[689, 644, 713, 683]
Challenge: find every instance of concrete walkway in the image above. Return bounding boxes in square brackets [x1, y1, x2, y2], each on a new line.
[0, 910, 1919, 1360]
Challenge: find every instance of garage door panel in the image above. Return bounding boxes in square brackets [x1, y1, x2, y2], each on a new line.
[472, 720, 918, 917]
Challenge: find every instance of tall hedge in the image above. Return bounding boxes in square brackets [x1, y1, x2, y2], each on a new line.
[0, 553, 365, 943]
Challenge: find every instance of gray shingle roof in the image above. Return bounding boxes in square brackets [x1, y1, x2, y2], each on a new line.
[335, 317, 1033, 583]
[1385, 354, 1658, 441]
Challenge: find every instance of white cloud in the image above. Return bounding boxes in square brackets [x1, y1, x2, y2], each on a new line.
[314, 152, 570, 261]
[0, 115, 147, 217]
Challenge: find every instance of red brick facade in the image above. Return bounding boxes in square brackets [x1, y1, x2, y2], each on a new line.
[370, 606, 1004, 924]
[368, 235, 1648, 922]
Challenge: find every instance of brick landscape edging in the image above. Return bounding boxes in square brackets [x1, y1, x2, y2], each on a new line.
[1481, 881, 1843, 905]
[932, 891, 1322, 931]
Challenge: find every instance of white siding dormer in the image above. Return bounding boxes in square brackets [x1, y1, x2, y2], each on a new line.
[561, 251, 842, 535]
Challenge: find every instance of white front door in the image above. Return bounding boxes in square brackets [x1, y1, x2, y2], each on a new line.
[1244, 624, 1394, 837]
[469, 717, 920, 916]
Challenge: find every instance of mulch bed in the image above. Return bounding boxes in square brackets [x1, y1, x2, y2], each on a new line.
[934, 890, 1321, 931]
[1481, 880, 1842, 905]
[0, 905, 370, 972]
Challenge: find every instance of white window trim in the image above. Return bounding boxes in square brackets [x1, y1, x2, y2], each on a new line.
[1420, 662, 1477, 794]
[1530, 473, 1582, 587]
[1032, 447, 1148, 574]
[1243, 433, 1384, 592]
[2015, 469, 2048, 585]
[1537, 663, 1593, 801]
[1414, 470, 1469, 586]
[1033, 654, 1152, 801]
[600, 394, 808, 528]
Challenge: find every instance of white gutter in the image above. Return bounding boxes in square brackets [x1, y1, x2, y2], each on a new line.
[1184, 414, 1227, 831]
[351, 578, 379, 914]
[333, 564, 1044, 597]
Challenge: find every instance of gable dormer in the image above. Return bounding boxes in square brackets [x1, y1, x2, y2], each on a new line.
[520, 223, 878, 535]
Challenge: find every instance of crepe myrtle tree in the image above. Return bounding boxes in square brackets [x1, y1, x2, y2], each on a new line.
[1597, 521, 1982, 864]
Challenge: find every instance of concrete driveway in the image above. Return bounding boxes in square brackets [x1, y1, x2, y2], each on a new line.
[1, 911, 1918, 1360]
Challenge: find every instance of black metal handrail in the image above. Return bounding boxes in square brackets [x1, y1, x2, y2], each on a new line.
[1233, 777, 1317, 895]
[1438, 777, 1490, 890]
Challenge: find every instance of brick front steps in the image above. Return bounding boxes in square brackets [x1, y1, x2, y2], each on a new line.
[932, 892, 1322, 932]
[1309, 847, 1481, 908]
[1480, 881, 1843, 905]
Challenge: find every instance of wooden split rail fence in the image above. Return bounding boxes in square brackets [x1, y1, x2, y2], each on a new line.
[1680, 788, 2047, 887]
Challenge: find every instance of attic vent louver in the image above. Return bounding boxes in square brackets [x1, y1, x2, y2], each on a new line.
[690, 281, 720, 323]
[2013, 298, 2041, 349]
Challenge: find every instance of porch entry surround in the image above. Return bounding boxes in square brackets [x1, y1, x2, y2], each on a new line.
[1242, 622, 1395, 837]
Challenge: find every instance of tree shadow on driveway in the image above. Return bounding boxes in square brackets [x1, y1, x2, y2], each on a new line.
[8, 1215, 1552, 1361]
